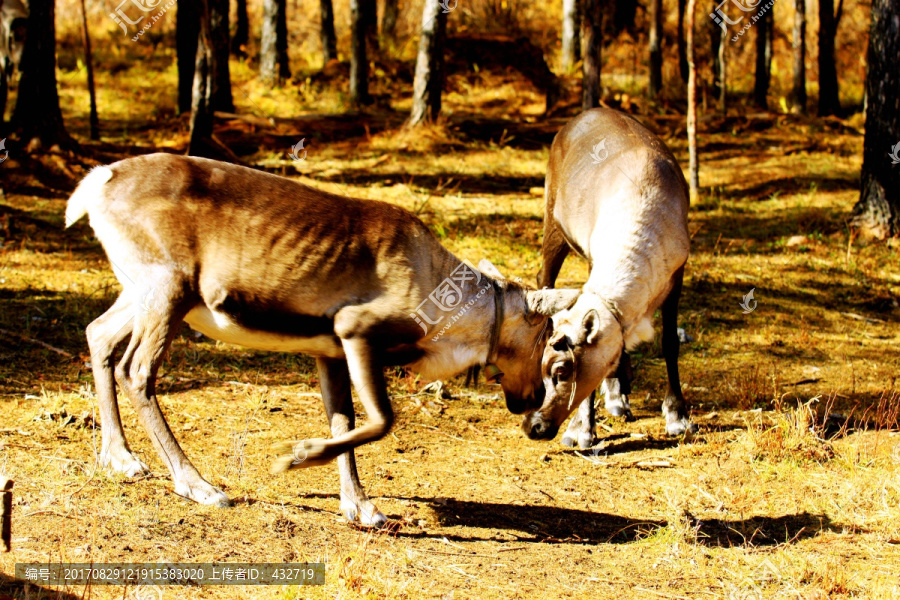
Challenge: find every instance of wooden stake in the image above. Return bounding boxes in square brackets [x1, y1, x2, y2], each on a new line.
[1, 478, 12, 552]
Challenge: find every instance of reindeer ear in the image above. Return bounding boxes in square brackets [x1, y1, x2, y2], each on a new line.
[582, 309, 602, 345]
[477, 259, 505, 280]
[525, 289, 581, 317]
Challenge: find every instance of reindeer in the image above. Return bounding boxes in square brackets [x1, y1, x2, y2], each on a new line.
[0, 0, 27, 121]
[523, 108, 698, 444]
[65, 153, 579, 526]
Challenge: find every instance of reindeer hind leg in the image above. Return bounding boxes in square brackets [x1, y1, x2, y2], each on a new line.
[87, 293, 148, 477]
[115, 282, 230, 506]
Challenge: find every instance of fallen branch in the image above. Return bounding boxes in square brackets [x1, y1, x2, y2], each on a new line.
[0, 328, 73, 357]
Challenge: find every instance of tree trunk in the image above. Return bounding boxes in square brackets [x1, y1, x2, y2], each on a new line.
[709, 1, 727, 112]
[10, 0, 70, 147]
[686, 0, 699, 203]
[753, 6, 772, 109]
[320, 0, 337, 65]
[361, 0, 378, 51]
[209, 0, 234, 111]
[790, 0, 807, 113]
[260, 0, 290, 84]
[408, 0, 447, 126]
[382, 0, 399, 42]
[177, 0, 199, 114]
[561, 0, 580, 73]
[850, 0, 900, 239]
[612, 0, 638, 34]
[350, 0, 370, 105]
[232, 0, 249, 57]
[677, 0, 688, 83]
[649, 0, 662, 98]
[582, 0, 603, 110]
[79, 0, 99, 140]
[818, 0, 841, 115]
[189, 0, 215, 156]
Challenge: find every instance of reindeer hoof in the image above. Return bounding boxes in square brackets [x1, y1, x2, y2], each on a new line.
[341, 498, 388, 528]
[174, 480, 231, 507]
[665, 418, 698, 438]
[560, 433, 578, 448]
[605, 402, 635, 422]
[270, 439, 336, 473]
[608, 407, 636, 422]
[100, 448, 150, 478]
[576, 431, 595, 449]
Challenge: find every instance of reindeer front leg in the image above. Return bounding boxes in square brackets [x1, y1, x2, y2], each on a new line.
[272, 337, 394, 472]
[318, 357, 388, 527]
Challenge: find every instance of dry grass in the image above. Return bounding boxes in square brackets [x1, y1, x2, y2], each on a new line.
[2, 21, 900, 600]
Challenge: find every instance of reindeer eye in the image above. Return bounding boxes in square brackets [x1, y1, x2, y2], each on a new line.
[551, 362, 572, 380]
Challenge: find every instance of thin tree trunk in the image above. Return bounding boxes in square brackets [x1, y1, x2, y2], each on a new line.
[361, 0, 378, 51]
[260, 0, 290, 84]
[754, 7, 771, 109]
[189, 0, 215, 155]
[177, 0, 199, 114]
[209, 0, 234, 110]
[320, 0, 337, 64]
[561, 0, 580, 73]
[790, 0, 807, 113]
[850, 0, 900, 239]
[686, 0, 699, 203]
[350, 0, 370, 105]
[232, 0, 249, 57]
[382, 0, 399, 42]
[718, 18, 727, 112]
[582, 0, 603, 110]
[10, 0, 71, 147]
[79, 0, 98, 140]
[677, 0, 688, 83]
[649, 0, 662, 98]
[818, 0, 841, 115]
[408, 0, 447, 125]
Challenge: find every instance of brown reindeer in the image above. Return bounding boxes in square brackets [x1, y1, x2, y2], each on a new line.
[66, 153, 579, 526]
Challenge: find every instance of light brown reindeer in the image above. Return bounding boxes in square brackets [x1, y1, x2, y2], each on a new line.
[66, 153, 578, 526]
[523, 108, 698, 443]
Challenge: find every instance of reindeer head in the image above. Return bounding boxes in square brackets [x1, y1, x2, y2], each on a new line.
[522, 292, 625, 441]
[476, 260, 582, 418]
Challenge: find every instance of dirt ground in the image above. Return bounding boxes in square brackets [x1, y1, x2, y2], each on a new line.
[2, 39, 900, 599]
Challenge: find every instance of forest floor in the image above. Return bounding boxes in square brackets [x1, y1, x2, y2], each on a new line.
[1, 46, 899, 599]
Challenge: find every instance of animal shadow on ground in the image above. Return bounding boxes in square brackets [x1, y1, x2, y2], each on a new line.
[375, 498, 836, 547]
[586, 434, 681, 456]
